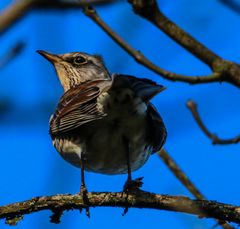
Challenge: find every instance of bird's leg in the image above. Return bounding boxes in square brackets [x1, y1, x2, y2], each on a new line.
[122, 137, 144, 193]
[121, 136, 143, 216]
[79, 152, 90, 217]
[80, 153, 88, 195]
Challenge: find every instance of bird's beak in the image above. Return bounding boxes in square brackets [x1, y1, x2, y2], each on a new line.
[37, 50, 62, 64]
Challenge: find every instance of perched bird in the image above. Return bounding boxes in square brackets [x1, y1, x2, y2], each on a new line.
[37, 50, 167, 193]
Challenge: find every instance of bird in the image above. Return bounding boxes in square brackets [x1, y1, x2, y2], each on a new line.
[37, 50, 167, 194]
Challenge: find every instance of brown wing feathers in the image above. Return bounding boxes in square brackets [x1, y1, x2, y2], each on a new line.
[50, 80, 108, 136]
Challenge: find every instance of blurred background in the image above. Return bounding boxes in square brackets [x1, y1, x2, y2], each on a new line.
[0, 0, 239, 228]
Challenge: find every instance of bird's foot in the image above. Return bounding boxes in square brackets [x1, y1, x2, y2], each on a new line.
[121, 177, 144, 216]
[78, 184, 90, 217]
[80, 184, 88, 197]
[123, 177, 144, 193]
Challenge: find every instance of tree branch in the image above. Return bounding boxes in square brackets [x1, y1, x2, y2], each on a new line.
[127, 0, 240, 87]
[186, 100, 240, 144]
[1, 192, 240, 226]
[83, 6, 223, 85]
[158, 149, 234, 229]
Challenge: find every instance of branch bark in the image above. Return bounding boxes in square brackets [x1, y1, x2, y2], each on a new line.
[0, 192, 239, 226]
[187, 100, 240, 144]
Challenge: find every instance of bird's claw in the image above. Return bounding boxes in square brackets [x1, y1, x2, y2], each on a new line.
[80, 184, 88, 197]
[123, 177, 144, 193]
[78, 184, 90, 217]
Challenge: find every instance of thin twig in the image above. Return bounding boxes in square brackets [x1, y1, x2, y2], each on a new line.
[187, 100, 240, 144]
[158, 149, 234, 229]
[158, 149, 204, 199]
[83, 5, 223, 85]
[0, 41, 25, 69]
[0, 192, 240, 226]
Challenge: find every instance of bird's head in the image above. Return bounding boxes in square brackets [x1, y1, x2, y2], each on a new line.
[37, 50, 111, 91]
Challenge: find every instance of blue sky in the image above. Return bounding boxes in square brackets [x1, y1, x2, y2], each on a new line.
[0, 0, 239, 228]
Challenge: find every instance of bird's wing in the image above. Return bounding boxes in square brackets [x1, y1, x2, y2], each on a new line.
[111, 74, 167, 152]
[111, 74, 166, 101]
[50, 79, 111, 136]
[147, 103, 167, 153]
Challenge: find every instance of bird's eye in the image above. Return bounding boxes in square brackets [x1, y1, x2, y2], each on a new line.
[74, 55, 86, 64]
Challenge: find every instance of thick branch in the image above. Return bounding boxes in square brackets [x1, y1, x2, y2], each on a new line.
[83, 6, 223, 85]
[187, 100, 240, 144]
[128, 0, 240, 87]
[1, 192, 240, 226]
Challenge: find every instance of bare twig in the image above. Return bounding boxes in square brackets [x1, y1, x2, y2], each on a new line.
[158, 149, 204, 199]
[127, 0, 240, 87]
[0, 192, 240, 226]
[158, 149, 234, 229]
[83, 6, 223, 85]
[0, 0, 115, 35]
[187, 100, 240, 144]
[0, 41, 25, 69]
